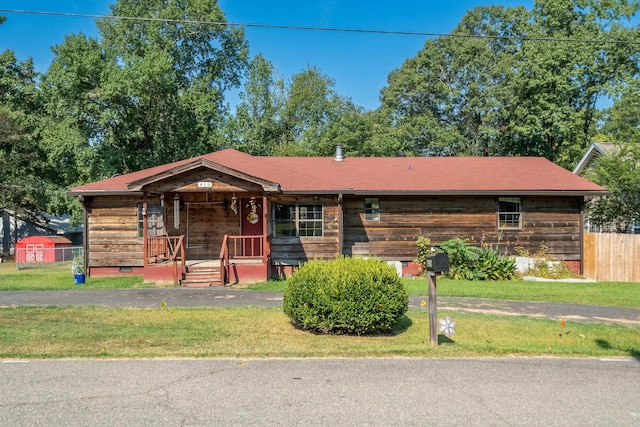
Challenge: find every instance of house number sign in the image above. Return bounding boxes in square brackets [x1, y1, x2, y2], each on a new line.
[197, 182, 212, 188]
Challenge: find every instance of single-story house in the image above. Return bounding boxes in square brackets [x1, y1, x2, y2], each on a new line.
[67, 146, 607, 285]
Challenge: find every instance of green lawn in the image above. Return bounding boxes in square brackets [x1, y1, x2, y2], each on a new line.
[1, 262, 637, 360]
[0, 263, 149, 290]
[0, 306, 637, 359]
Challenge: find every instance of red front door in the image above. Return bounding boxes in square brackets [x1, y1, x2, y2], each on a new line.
[241, 197, 263, 257]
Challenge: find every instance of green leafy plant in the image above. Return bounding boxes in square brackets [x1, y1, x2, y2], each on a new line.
[71, 255, 84, 275]
[415, 236, 432, 274]
[437, 238, 482, 280]
[417, 237, 516, 281]
[282, 257, 408, 335]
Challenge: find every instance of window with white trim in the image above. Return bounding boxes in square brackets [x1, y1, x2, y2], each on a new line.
[273, 204, 323, 237]
[137, 203, 163, 238]
[498, 198, 522, 229]
[364, 198, 380, 221]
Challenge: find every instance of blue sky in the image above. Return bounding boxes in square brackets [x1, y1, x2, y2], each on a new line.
[0, 1, 536, 111]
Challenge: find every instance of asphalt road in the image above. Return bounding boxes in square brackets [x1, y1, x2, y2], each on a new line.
[1, 358, 638, 426]
[1, 289, 639, 425]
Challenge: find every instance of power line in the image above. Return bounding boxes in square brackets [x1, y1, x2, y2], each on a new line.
[1, 8, 639, 45]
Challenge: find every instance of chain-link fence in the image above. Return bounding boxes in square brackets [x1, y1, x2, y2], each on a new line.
[14, 246, 84, 271]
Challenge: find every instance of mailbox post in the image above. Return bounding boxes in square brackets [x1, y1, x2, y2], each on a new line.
[425, 253, 449, 346]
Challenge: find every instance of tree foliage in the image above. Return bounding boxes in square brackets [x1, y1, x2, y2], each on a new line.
[41, 0, 248, 178]
[224, 54, 286, 155]
[585, 143, 640, 232]
[380, 0, 640, 167]
[0, 50, 48, 217]
[600, 79, 640, 144]
[227, 63, 362, 156]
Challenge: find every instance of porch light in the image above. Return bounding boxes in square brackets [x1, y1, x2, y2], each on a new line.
[173, 193, 180, 229]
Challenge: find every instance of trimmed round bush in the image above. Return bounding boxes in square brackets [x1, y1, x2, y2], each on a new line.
[283, 257, 409, 335]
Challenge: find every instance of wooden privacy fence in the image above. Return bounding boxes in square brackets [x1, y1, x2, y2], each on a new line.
[583, 232, 640, 282]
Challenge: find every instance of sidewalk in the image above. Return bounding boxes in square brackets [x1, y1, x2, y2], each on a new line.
[0, 288, 638, 327]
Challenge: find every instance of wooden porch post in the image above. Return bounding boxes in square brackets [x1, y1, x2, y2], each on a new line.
[338, 193, 344, 257]
[80, 196, 90, 276]
[142, 194, 148, 267]
[262, 196, 271, 278]
[579, 198, 585, 276]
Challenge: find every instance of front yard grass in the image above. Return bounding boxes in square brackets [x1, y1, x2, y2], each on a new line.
[0, 262, 149, 290]
[2, 262, 638, 308]
[0, 306, 637, 359]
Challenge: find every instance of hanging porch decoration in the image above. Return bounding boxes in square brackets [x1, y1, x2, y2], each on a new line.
[246, 196, 261, 224]
[230, 194, 238, 215]
[173, 193, 180, 229]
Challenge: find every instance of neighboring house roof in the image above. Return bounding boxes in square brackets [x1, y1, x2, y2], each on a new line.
[68, 148, 607, 197]
[573, 142, 621, 175]
[0, 209, 82, 235]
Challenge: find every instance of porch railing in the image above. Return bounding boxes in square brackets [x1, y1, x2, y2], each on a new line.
[227, 235, 264, 259]
[219, 235, 264, 285]
[146, 235, 186, 285]
[219, 235, 229, 285]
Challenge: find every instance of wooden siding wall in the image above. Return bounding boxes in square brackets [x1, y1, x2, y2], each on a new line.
[86, 195, 147, 267]
[583, 232, 640, 282]
[88, 193, 584, 269]
[343, 195, 583, 262]
[270, 195, 340, 264]
[521, 196, 583, 260]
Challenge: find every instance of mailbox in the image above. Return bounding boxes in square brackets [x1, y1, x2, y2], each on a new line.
[425, 253, 449, 273]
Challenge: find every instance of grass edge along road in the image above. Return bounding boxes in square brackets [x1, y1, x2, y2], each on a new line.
[2, 263, 639, 309]
[0, 306, 638, 360]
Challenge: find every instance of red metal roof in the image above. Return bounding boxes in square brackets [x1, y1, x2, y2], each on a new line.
[15, 235, 72, 247]
[68, 148, 607, 196]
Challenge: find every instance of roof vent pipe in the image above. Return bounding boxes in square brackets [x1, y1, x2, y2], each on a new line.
[334, 144, 344, 162]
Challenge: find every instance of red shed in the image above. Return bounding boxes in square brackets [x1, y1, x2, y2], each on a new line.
[15, 235, 73, 263]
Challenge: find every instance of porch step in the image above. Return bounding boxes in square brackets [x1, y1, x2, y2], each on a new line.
[180, 267, 222, 287]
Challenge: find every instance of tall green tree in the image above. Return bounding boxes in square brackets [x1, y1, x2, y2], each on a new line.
[42, 0, 248, 178]
[380, 0, 640, 167]
[0, 51, 47, 215]
[277, 66, 358, 156]
[225, 54, 286, 155]
[228, 63, 361, 157]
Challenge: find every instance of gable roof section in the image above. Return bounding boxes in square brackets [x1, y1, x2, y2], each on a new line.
[126, 158, 281, 192]
[68, 148, 607, 197]
[573, 142, 620, 175]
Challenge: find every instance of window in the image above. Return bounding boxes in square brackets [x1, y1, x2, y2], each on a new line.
[498, 198, 521, 229]
[273, 204, 323, 237]
[364, 198, 380, 221]
[137, 203, 164, 238]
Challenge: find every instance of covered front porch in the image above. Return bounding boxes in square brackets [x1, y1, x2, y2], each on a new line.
[131, 158, 281, 286]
